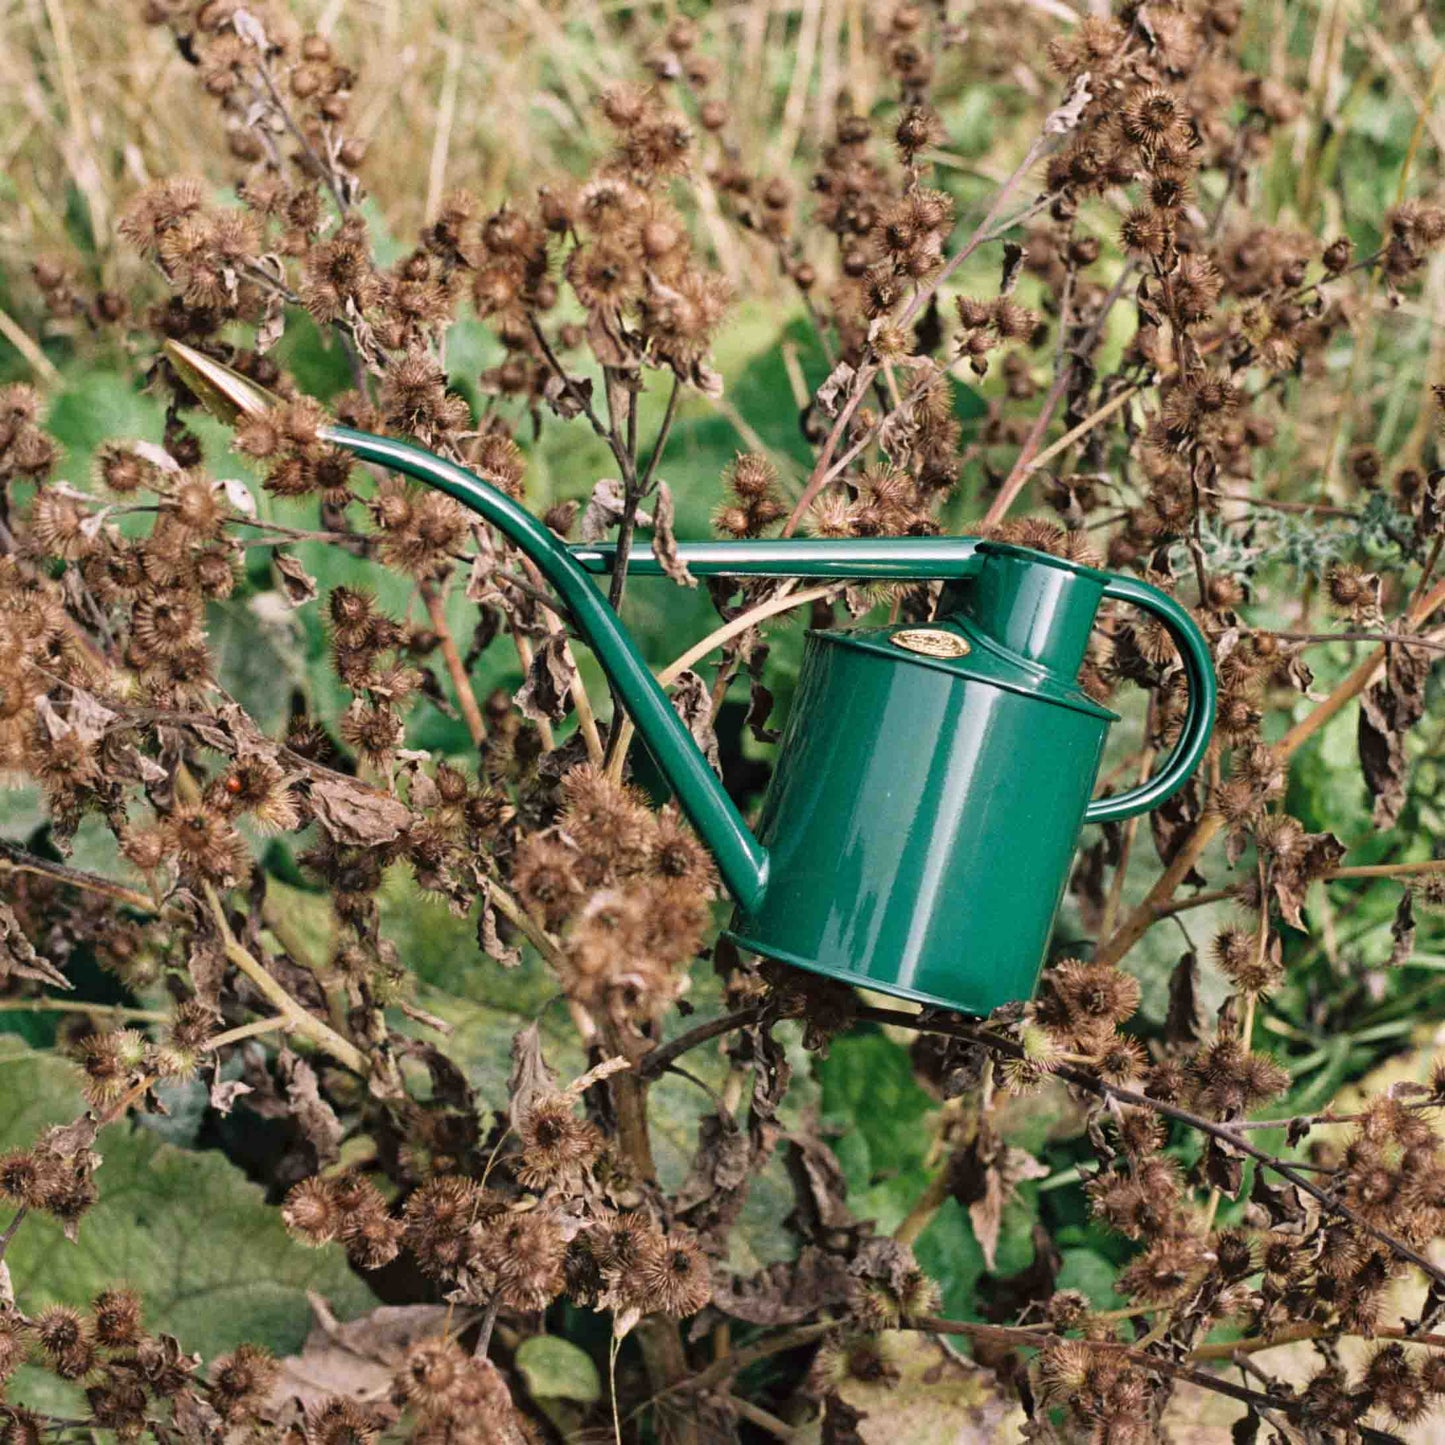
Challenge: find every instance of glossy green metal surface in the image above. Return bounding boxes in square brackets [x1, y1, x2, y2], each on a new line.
[726, 627, 1112, 1012]
[319, 426, 1217, 1014]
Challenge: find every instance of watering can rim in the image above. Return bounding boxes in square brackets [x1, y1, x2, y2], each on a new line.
[973, 537, 1112, 584]
[811, 617, 1121, 722]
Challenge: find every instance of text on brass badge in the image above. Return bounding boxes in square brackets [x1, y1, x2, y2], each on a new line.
[889, 628, 970, 659]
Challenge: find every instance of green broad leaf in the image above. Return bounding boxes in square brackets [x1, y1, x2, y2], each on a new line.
[915, 1198, 988, 1321]
[1056, 1247, 1124, 1311]
[514, 1334, 602, 1403]
[0, 1040, 376, 1362]
[43, 369, 167, 489]
[205, 594, 308, 737]
[817, 1030, 936, 1228]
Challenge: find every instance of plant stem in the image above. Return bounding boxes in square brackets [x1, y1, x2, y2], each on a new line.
[203, 884, 368, 1075]
[638, 1006, 765, 1081]
[420, 581, 487, 749]
[0, 1000, 168, 1022]
[204, 1016, 290, 1051]
[0, 839, 158, 915]
[606, 582, 838, 783]
[473, 1293, 502, 1359]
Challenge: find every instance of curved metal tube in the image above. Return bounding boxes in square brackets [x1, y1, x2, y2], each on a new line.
[324, 424, 772, 909]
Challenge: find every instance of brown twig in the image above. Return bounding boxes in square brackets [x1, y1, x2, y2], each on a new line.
[420, 581, 487, 749]
[203, 884, 368, 1075]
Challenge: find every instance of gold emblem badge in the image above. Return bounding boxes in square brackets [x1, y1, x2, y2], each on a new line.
[889, 629, 970, 659]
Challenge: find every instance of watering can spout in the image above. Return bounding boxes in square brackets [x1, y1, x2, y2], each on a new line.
[322, 423, 776, 911]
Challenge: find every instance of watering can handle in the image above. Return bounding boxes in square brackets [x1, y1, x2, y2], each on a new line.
[1083, 575, 1217, 825]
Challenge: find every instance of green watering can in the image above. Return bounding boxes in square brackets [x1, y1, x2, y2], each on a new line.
[167, 345, 1217, 1015]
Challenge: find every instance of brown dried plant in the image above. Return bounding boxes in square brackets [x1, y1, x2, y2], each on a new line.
[3, 2, 1445, 1442]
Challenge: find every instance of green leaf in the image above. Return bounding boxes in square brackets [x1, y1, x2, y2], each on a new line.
[514, 1334, 602, 1403]
[817, 1030, 936, 1228]
[43, 369, 166, 488]
[0, 1040, 376, 1362]
[204, 594, 308, 737]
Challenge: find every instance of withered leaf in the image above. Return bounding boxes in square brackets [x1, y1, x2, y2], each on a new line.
[1201, 1137, 1244, 1198]
[273, 552, 319, 607]
[1164, 951, 1202, 1046]
[1358, 641, 1431, 828]
[542, 368, 595, 421]
[814, 360, 857, 418]
[669, 668, 720, 773]
[1389, 889, 1417, 968]
[515, 632, 576, 724]
[1150, 780, 1206, 887]
[278, 1046, 343, 1170]
[1045, 71, 1093, 134]
[674, 1111, 750, 1221]
[1270, 828, 1346, 931]
[464, 536, 498, 603]
[507, 1021, 559, 1125]
[208, 1076, 253, 1116]
[649, 481, 696, 588]
[999, 241, 1025, 297]
[710, 1248, 852, 1325]
[1410, 1278, 1445, 1336]
[580, 477, 627, 544]
[267, 1296, 458, 1413]
[746, 679, 780, 745]
[309, 776, 411, 846]
[822, 1393, 868, 1445]
[0, 901, 71, 990]
[951, 1124, 1049, 1270]
[785, 1126, 856, 1238]
[1245, 1164, 1306, 1232]
[171, 1387, 224, 1445]
[254, 286, 285, 356]
[476, 881, 521, 968]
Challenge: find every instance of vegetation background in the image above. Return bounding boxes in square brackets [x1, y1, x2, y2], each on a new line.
[2, 0, 1445, 1440]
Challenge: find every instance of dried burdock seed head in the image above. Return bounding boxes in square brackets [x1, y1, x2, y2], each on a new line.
[35, 1304, 94, 1379]
[91, 1287, 144, 1349]
[74, 1030, 139, 1108]
[0, 1149, 49, 1209]
[303, 1396, 381, 1445]
[282, 1176, 342, 1246]
[209, 1343, 279, 1423]
[631, 1227, 712, 1318]
[159, 805, 250, 885]
[1365, 1344, 1429, 1426]
[1323, 235, 1353, 274]
[472, 1210, 566, 1311]
[1038, 958, 1141, 1042]
[1212, 924, 1281, 995]
[342, 1209, 404, 1271]
[893, 105, 943, 163]
[0, 1314, 25, 1384]
[515, 1093, 603, 1190]
[209, 756, 299, 833]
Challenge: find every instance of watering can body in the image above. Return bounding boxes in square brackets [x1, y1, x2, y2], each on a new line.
[729, 604, 1115, 1012]
[158, 345, 1215, 1017]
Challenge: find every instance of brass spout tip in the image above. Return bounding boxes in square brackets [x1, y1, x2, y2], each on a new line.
[162, 339, 282, 425]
